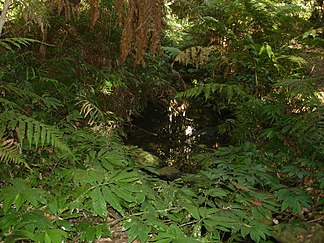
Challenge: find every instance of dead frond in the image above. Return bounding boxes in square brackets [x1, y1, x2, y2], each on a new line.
[50, 0, 80, 22]
[173, 46, 218, 68]
[90, 0, 100, 29]
[115, 0, 125, 28]
[118, 0, 162, 66]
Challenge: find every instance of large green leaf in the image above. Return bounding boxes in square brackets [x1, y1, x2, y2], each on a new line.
[90, 187, 108, 218]
[0, 179, 47, 214]
[102, 186, 124, 216]
[110, 184, 136, 203]
[125, 218, 151, 243]
[105, 151, 128, 166]
[110, 169, 139, 183]
[186, 204, 200, 220]
[45, 229, 68, 243]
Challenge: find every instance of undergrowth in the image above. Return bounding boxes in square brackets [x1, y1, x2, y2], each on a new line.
[0, 1, 323, 242]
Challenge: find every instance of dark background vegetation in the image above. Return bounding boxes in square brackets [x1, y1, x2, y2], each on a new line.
[0, 0, 323, 242]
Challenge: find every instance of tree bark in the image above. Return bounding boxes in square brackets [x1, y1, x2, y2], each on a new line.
[0, 0, 11, 35]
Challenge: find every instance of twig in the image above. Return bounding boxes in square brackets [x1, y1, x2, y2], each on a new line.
[307, 216, 323, 223]
[179, 220, 198, 228]
[109, 217, 124, 227]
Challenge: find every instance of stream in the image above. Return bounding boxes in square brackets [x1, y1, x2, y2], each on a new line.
[124, 98, 228, 173]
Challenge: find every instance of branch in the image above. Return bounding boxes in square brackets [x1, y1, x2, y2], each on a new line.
[0, 0, 11, 35]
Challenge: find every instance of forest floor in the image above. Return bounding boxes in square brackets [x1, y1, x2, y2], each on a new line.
[98, 48, 324, 243]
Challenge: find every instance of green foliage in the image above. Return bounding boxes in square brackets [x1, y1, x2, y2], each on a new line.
[1, 179, 47, 214]
[111, 142, 316, 242]
[0, 179, 59, 242]
[0, 35, 140, 242]
[0, 38, 43, 51]
[162, 46, 182, 59]
[0, 111, 70, 153]
[0, 0, 323, 242]
[0, 127, 142, 241]
[177, 82, 247, 102]
[0, 132, 25, 164]
[273, 186, 312, 215]
[0, 83, 62, 110]
[77, 92, 118, 127]
[233, 90, 323, 161]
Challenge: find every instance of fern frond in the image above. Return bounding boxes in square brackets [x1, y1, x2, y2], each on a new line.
[176, 83, 247, 102]
[276, 78, 319, 100]
[0, 84, 61, 110]
[0, 97, 21, 110]
[0, 84, 38, 100]
[286, 55, 307, 67]
[0, 111, 71, 154]
[162, 46, 182, 58]
[21, 116, 71, 153]
[0, 38, 51, 51]
[173, 46, 218, 68]
[41, 93, 63, 110]
[77, 94, 111, 126]
[79, 100, 103, 126]
[218, 119, 236, 135]
[0, 134, 25, 165]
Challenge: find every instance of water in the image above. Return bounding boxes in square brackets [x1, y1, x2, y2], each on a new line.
[166, 98, 195, 168]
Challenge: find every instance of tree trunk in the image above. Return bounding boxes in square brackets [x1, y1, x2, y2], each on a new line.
[0, 0, 11, 35]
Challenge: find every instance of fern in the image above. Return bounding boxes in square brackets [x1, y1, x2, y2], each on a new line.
[161, 46, 182, 58]
[0, 111, 71, 154]
[0, 37, 49, 51]
[77, 94, 115, 127]
[218, 119, 236, 135]
[1, 84, 39, 100]
[78, 100, 104, 126]
[276, 77, 320, 100]
[0, 84, 62, 110]
[0, 97, 21, 110]
[177, 83, 247, 102]
[172, 45, 218, 68]
[0, 134, 25, 165]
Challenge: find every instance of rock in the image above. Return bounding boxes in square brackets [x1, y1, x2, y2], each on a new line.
[135, 149, 161, 166]
[157, 166, 182, 181]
